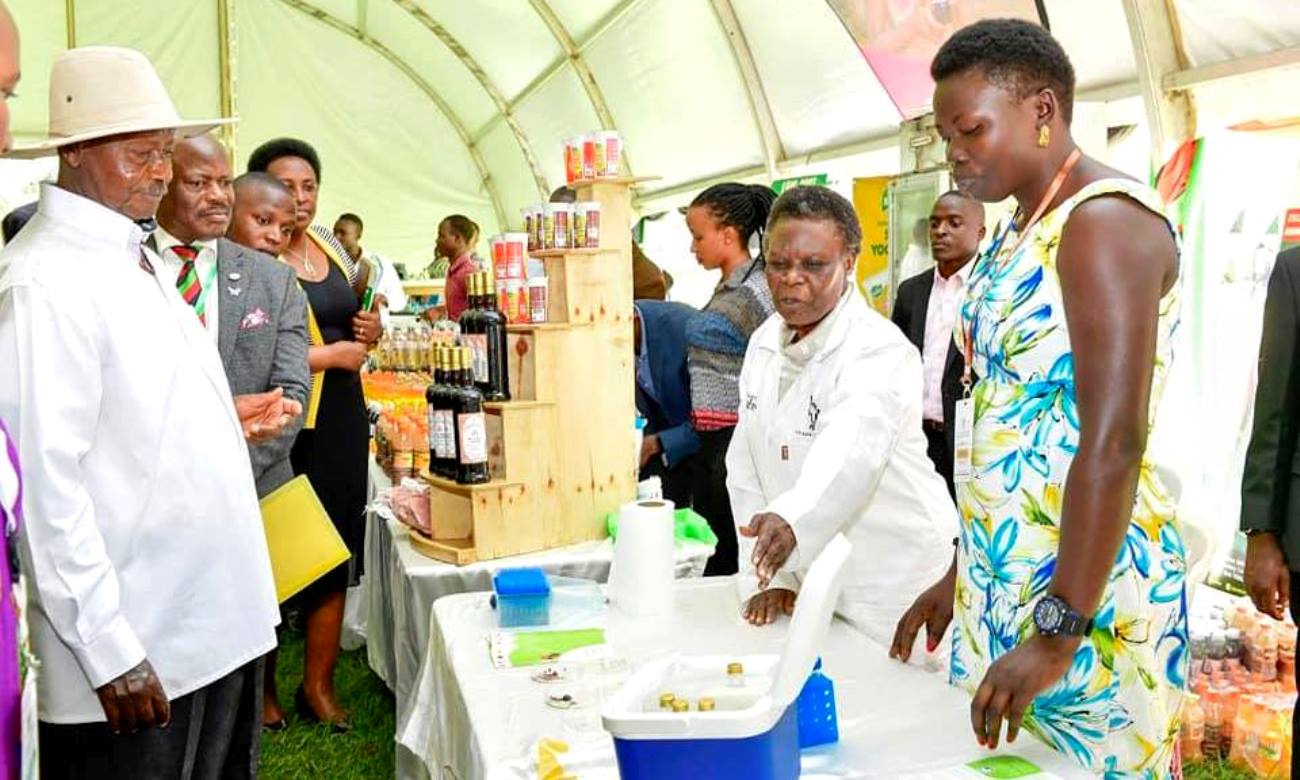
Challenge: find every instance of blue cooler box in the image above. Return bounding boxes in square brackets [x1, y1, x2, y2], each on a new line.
[601, 535, 852, 780]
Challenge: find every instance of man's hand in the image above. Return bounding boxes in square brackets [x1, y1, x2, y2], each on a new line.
[639, 434, 661, 469]
[1246, 531, 1290, 620]
[234, 387, 303, 444]
[743, 588, 796, 626]
[352, 308, 383, 345]
[890, 566, 957, 663]
[331, 341, 370, 372]
[739, 513, 796, 589]
[969, 634, 1078, 749]
[96, 659, 170, 734]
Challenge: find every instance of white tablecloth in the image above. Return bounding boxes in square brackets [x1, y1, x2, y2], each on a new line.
[409, 578, 1093, 780]
[361, 459, 715, 778]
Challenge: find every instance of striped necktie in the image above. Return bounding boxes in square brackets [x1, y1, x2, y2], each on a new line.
[173, 244, 205, 325]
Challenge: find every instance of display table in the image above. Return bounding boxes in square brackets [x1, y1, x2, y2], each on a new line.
[403, 578, 1091, 780]
[362, 459, 715, 778]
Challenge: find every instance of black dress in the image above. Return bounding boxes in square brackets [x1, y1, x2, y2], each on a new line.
[291, 260, 369, 593]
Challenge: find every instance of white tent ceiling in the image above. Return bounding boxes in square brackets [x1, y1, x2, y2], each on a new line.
[4, 0, 1300, 269]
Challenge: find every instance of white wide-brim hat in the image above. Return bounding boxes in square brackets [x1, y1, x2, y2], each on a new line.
[7, 46, 235, 159]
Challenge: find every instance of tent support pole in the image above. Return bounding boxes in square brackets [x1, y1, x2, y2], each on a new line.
[390, 0, 550, 201]
[277, 0, 509, 229]
[526, 0, 633, 177]
[1121, 0, 1196, 163]
[708, 0, 782, 181]
[471, 0, 648, 147]
[64, 0, 76, 47]
[216, 0, 237, 155]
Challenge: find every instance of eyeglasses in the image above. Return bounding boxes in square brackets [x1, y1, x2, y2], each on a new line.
[765, 257, 844, 278]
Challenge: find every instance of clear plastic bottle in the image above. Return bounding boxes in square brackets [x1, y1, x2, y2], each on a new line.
[1202, 690, 1222, 760]
[1259, 630, 1279, 682]
[1181, 694, 1205, 762]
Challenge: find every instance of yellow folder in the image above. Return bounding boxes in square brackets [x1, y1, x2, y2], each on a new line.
[259, 475, 351, 603]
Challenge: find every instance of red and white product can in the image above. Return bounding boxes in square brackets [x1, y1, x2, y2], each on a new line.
[580, 202, 601, 248]
[552, 203, 573, 250]
[503, 232, 528, 279]
[490, 235, 508, 282]
[565, 137, 584, 184]
[581, 133, 598, 181]
[528, 277, 548, 324]
[595, 130, 622, 178]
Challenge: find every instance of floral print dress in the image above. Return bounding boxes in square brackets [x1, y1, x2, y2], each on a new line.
[950, 179, 1188, 778]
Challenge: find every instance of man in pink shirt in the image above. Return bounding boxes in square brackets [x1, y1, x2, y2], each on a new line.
[437, 214, 480, 320]
[890, 190, 985, 496]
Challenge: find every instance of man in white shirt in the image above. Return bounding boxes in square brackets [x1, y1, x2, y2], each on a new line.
[890, 191, 985, 496]
[333, 212, 407, 318]
[0, 47, 284, 779]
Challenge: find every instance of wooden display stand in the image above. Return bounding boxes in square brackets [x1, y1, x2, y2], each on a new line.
[410, 178, 639, 564]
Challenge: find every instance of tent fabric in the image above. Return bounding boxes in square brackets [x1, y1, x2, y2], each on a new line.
[1, 0, 1297, 269]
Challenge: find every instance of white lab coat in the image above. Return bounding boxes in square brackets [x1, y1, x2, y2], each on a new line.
[0, 184, 280, 723]
[728, 290, 957, 654]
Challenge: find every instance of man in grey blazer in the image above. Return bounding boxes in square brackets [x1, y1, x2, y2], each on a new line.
[155, 133, 311, 496]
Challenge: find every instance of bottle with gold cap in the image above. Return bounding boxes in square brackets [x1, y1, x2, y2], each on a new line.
[454, 346, 490, 485]
[697, 697, 716, 712]
[727, 662, 745, 688]
[657, 693, 676, 711]
[670, 699, 689, 714]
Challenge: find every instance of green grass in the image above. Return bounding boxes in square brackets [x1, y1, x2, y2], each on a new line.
[259, 630, 396, 780]
[1186, 760, 1268, 779]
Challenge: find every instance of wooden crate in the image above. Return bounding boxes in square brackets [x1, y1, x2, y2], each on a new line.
[412, 178, 639, 564]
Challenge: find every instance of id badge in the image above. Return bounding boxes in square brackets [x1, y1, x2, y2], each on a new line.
[953, 398, 974, 484]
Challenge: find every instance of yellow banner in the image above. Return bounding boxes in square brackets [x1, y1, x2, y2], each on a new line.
[854, 176, 891, 316]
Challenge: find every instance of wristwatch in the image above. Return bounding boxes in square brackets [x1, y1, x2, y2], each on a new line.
[1033, 595, 1093, 638]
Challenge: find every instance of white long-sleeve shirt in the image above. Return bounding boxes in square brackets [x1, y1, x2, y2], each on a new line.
[727, 289, 957, 651]
[0, 184, 279, 723]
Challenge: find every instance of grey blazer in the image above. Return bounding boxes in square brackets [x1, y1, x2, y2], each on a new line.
[215, 238, 311, 498]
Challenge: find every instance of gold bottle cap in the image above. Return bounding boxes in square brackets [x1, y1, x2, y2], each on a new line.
[671, 699, 689, 713]
[697, 697, 716, 712]
[658, 693, 676, 709]
[727, 662, 744, 675]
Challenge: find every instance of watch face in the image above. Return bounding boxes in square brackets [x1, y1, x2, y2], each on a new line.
[1034, 597, 1063, 635]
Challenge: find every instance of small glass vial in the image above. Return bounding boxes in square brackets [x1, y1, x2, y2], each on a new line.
[727, 662, 745, 688]
[671, 699, 689, 713]
[698, 697, 716, 712]
[658, 693, 676, 711]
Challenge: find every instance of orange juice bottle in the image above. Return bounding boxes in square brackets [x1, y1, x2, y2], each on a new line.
[1181, 694, 1205, 761]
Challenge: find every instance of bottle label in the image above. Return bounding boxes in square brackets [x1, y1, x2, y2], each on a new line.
[435, 409, 454, 458]
[467, 334, 489, 383]
[427, 405, 439, 456]
[458, 412, 488, 465]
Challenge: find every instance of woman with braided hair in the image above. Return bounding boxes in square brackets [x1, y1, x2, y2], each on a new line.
[684, 183, 776, 575]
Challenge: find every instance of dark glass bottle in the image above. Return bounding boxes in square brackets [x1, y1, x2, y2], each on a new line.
[455, 346, 491, 485]
[460, 273, 488, 392]
[425, 347, 442, 478]
[479, 273, 511, 402]
[428, 346, 455, 479]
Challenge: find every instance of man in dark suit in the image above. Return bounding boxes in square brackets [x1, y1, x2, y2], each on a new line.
[156, 134, 310, 498]
[1242, 247, 1300, 778]
[635, 299, 700, 507]
[890, 190, 985, 496]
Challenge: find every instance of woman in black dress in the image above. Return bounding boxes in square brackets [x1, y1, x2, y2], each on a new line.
[248, 138, 382, 731]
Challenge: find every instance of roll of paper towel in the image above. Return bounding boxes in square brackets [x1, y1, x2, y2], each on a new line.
[609, 499, 675, 618]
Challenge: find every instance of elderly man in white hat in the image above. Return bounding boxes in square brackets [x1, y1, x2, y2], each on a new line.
[0, 47, 283, 778]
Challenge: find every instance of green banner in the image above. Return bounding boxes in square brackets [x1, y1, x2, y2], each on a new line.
[772, 173, 829, 194]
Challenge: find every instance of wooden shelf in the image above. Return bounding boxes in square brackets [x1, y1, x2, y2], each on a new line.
[484, 400, 555, 412]
[530, 247, 618, 258]
[418, 471, 522, 496]
[407, 533, 477, 566]
[571, 176, 662, 188]
[402, 279, 446, 296]
[505, 322, 588, 333]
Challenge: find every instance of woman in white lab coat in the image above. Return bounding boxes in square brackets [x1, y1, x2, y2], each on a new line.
[728, 185, 958, 656]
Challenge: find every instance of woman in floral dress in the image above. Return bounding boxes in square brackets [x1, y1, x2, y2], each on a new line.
[892, 20, 1187, 778]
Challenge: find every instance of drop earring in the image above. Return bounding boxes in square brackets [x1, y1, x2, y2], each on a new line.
[1038, 124, 1051, 148]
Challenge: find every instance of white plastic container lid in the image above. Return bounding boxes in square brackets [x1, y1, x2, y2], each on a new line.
[602, 534, 852, 740]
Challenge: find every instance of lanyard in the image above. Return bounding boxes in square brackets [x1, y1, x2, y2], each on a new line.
[960, 147, 1083, 396]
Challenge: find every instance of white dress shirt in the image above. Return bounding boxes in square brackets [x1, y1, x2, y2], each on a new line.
[0, 184, 279, 723]
[364, 249, 407, 314]
[153, 226, 220, 343]
[921, 264, 969, 423]
[727, 291, 958, 654]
